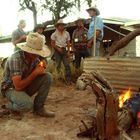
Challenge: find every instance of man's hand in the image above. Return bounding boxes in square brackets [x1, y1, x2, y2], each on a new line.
[32, 65, 45, 76]
[57, 48, 63, 53]
[20, 35, 26, 41]
[12, 63, 45, 91]
[87, 40, 93, 48]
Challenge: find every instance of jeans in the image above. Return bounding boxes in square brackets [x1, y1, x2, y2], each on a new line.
[54, 50, 71, 81]
[5, 72, 52, 112]
[88, 41, 100, 56]
[75, 48, 89, 69]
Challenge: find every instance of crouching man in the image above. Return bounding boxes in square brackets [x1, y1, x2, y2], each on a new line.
[0, 33, 55, 118]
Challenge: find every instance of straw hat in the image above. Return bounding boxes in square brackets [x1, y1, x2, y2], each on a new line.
[86, 7, 100, 16]
[17, 32, 51, 57]
[75, 17, 85, 24]
[55, 19, 66, 27]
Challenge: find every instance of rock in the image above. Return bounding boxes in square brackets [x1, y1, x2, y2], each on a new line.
[76, 78, 86, 90]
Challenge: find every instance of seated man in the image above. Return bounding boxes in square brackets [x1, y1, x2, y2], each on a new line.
[0, 33, 55, 118]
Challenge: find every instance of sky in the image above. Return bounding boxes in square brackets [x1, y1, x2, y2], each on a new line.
[0, 0, 140, 57]
[0, 0, 140, 36]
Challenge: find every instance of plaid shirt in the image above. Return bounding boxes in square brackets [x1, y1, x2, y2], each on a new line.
[72, 27, 88, 47]
[1, 51, 42, 95]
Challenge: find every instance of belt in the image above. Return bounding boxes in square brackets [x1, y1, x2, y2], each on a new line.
[75, 45, 87, 50]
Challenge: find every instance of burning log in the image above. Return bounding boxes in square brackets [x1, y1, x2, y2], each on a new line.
[77, 71, 119, 139]
[118, 92, 140, 131]
[77, 71, 140, 139]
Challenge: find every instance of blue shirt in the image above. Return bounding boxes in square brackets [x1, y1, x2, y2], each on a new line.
[87, 16, 104, 40]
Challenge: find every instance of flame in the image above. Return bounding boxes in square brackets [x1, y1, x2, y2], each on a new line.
[39, 61, 44, 67]
[119, 88, 132, 108]
[69, 46, 72, 51]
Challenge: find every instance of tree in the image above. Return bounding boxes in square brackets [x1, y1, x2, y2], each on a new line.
[19, 0, 39, 27]
[43, 0, 74, 23]
[74, 0, 93, 11]
[108, 29, 140, 56]
[18, 0, 93, 26]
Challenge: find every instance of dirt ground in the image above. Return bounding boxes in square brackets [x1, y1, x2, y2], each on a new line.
[0, 82, 97, 140]
[0, 75, 139, 140]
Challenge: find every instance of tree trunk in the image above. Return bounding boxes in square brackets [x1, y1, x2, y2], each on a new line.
[78, 71, 119, 139]
[33, 12, 37, 27]
[108, 29, 140, 56]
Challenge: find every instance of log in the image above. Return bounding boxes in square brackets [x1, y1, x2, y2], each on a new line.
[118, 110, 133, 131]
[77, 71, 135, 140]
[108, 29, 140, 56]
[79, 71, 119, 139]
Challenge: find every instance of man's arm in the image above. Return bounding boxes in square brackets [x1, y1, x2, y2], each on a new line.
[51, 39, 62, 53]
[12, 65, 45, 91]
[12, 35, 26, 46]
[87, 30, 101, 47]
[12, 31, 26, 46]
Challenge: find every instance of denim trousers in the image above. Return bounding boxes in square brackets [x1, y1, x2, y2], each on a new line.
[88, 41, 100, 56]
[54, 50, 71, 81]
[5, 72, 52, 112]
[74, 48, 89, 69]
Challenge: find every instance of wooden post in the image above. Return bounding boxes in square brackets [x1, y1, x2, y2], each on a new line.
[92, 16, 97, 56]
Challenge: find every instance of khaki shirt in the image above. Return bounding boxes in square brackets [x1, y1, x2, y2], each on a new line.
[51, 30, 70, 48]
[72, 27, 88, 47]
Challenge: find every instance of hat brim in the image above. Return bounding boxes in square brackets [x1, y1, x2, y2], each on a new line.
[75, 18, 85, 24]
[86, 8, 100, 16]
[17, 42, 51, 58]
[55, 23, 66, 27]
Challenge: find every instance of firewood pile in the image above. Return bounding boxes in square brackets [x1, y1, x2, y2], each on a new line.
[76, 71, 140, 140]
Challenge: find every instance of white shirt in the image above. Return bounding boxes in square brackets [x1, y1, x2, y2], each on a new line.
[51, 29, 70, 48]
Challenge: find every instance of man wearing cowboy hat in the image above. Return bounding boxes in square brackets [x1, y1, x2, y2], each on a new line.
[51, 19, 72, 84]
[0, 33, 55, 118]
[72, 18, 89, 69]
[86, 7, 104, 56]
[33, 24, 46, 45]
[33, 24, 45, 34]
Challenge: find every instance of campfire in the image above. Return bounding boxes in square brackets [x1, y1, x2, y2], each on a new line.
[118, 88, 140, 130]
[119, 88, 132, 108]
[77, 71, 140, 140]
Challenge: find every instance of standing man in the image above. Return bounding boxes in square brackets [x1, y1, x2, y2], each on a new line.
[0, 33, 55, 118]
[72, 18, 89, 69]
[33, 24, 45, 35]
[51, 19, 72, 84]
[12, 19, 26, 51]
[33, 24, 46, 44]
[86, 7, 104, 56]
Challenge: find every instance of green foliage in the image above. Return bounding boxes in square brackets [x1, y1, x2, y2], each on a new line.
[18, 0, 93, 25]
[43, 0, 74, 22]
[18, 0, 41, 27]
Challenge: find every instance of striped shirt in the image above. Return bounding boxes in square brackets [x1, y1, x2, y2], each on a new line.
[1, 51, 42, 93]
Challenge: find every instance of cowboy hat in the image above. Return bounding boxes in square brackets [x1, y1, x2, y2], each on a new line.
[55, 19, 66, 27]
[75, 17, 85, 24]
[33, 24, 45, 32]
[86, 7, 100, 16]
[17, 32, 51, 57]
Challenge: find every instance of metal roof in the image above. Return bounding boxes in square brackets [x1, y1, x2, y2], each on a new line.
[83, 57, 140, 91]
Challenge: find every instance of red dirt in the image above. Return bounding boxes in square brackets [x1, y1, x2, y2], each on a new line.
[0, 83, 139, 140]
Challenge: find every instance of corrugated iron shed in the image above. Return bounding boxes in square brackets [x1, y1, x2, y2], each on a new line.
[83, 57, 140, 91]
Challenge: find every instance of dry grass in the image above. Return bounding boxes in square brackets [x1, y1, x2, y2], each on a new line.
[47, 59, 83, 83]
